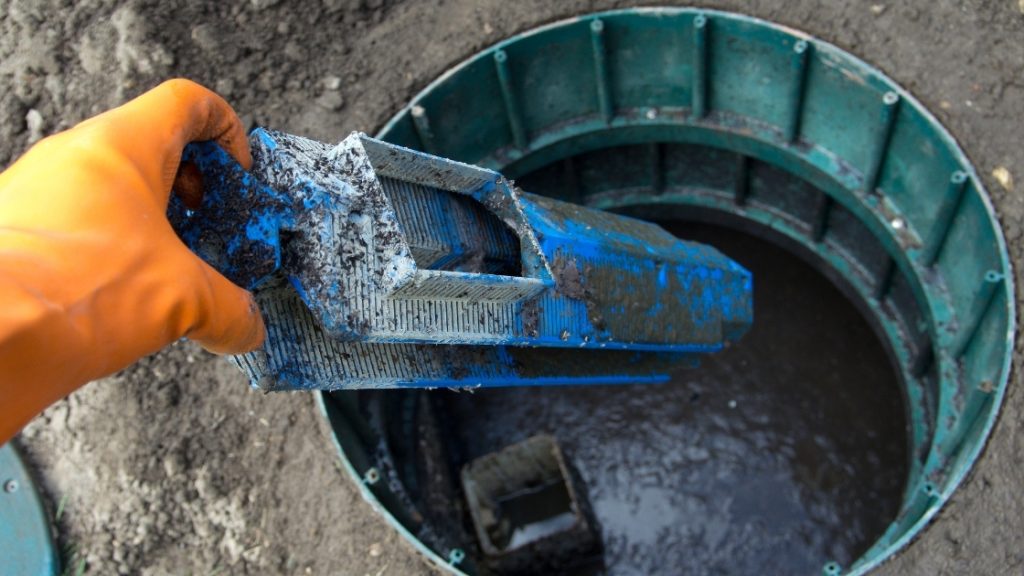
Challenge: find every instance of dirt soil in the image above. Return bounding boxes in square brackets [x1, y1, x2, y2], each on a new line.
[2, 0, 1021, 574]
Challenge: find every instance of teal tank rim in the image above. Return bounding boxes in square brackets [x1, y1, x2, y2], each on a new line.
[319, 7, 1016, 575]
[0, 442, 61, 576]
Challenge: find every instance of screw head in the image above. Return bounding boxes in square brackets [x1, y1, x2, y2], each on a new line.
[3, 479, 18, 493]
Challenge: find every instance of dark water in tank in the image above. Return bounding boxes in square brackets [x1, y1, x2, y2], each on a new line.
[440, 224, 908, 575]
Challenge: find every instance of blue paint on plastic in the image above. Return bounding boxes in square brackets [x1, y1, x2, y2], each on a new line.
[169, 130, 752, 390]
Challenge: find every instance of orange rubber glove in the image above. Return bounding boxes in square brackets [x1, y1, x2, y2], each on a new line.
[0, 79, 266, 444]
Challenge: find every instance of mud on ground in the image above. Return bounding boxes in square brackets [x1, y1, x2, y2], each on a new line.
[2, 0, 1021, 574]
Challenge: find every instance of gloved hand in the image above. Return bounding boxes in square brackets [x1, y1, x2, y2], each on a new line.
[0, 79, 266, 444]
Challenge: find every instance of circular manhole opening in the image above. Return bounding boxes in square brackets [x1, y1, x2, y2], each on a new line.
[317, 8, 1014, 575]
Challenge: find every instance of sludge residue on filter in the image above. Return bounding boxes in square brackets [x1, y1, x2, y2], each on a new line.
[438, 225, 908, 575]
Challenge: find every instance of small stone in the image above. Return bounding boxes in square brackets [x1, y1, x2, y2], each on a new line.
[162, 455, 181, 478]
[250, 0, 282, 9]
[215, 78, 236, 98]
[992, 166, 1014, 192]
[368, 542, 382, 557]
[324, 75, 342, 91]
[870, 4, 886, 15]
[316, 91, 345, 111]
[276, 21, 290, 35]
[322, 0, 349, 13]
[191, 24, 219, 51]
[284, 41, 305, 61]
[687, 446, 710, 461]
[25, 109, 44, 143]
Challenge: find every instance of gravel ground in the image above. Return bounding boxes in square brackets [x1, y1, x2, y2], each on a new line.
[2, 0, 1021, 574]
